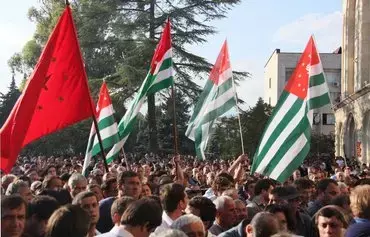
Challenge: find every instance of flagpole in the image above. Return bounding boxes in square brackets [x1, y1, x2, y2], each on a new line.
[171, 84, 179, 155]
[230, 70, 245, 155]
[121, 147, 130, 171]
[171, 84, 180, 182]
[92, 116, 109, 173]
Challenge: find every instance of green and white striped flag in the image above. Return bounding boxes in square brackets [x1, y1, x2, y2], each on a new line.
[251, 36, 331, 182]
[186, 41, 237, 159]
[82, 81, 120, 176]
[105, 19, 174, 160]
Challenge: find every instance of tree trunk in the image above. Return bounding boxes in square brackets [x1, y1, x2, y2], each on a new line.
[147, 0, 158, 153]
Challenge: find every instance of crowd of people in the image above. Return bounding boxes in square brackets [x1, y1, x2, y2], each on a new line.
[1, 153, 370, 237]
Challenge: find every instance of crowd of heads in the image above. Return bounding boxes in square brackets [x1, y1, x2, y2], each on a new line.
[1, 153, 370, 237]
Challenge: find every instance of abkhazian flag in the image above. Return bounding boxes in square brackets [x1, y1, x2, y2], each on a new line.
[105, 19, 174, 160]
[82, 81, 120, 176]
[186, 41, 237, 160]
[251, 36, 331, 182]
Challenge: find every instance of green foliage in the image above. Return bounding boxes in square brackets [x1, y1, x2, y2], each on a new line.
[9, 0, 247, 155]
[0, 76, 21, 127]
[241, 97, 273, 158]
[208, 116, 242, 159]
[157, 89, 194, 154]
[208, 98, 273, 159]
[308, 133, 335, 158]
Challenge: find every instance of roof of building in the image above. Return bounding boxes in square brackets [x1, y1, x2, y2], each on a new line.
[264, 47, 342, 68]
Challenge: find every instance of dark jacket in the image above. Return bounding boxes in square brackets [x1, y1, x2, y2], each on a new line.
[218, 219, 248, 237]
[96, 197, 115, 233]
[345, 221, 370, 237]
[307, 200, 324, 217]
[294, 211, 316, 237]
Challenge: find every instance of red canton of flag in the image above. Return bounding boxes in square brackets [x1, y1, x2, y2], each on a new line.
[149, 19, 172, 74]
[284, 36, 320, 99]
[209, 40, 231, 85]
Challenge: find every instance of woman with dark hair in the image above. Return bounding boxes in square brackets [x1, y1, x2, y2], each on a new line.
[314, 205, 348, 237]
[141, 183, 153, 197]
[45, 204, 91, 237]
[43, 165, 57, 177]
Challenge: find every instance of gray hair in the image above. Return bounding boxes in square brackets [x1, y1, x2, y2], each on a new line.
[2, 174, 17, 185]
[150, 229, 187, 237]
[171, 214, 204, 232]
[68, 173, 87, 189]
[222, 189, 238, 199]
[337, 182, 347, 189]
[6, 180, 28, 195]
[30, 181, 42, 192]
[213, 195, 233, 211]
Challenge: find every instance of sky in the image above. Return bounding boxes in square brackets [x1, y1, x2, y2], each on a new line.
[0, 0, 342, 108]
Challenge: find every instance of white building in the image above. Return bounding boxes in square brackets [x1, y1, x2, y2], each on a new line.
[264, 49, 341, 135]
[334, 0, 370, 164]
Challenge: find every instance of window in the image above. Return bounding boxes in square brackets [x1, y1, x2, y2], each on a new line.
[313, 113, 321, 125]
[285, 68, 294, 82]
[269, 78, 271, 88]
[323, 113, 335, 125]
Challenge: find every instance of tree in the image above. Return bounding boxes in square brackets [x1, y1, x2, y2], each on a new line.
[9, 0, 247, 155]
[308, 133, 335, 158]
[0, 75, 21, 127]
[206, 98, 273, 160]
[157, 89, 194, 154]
[208, 116, 241, 159]
[241, 97, 273, 158]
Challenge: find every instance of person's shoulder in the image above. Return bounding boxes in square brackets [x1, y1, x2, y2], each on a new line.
[99, 197, 116, 205]
[299, 212, 312, 221]
[218, 226, 239, 237]
[346, 222, 370, 237]
[209, 224, 222, 234]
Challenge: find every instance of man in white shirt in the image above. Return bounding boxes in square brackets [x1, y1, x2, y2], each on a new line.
[97, 196, 135, 236]
[118, 198, 162, 237]
[158, 183, 188, 228]
[72, 191, 100, 237]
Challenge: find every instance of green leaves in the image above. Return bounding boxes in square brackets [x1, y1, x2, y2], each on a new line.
[208, 98, 273, 159]
[0, 77, 21, 127]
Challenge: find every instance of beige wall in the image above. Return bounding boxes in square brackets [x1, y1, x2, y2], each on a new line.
[334, 0, 370, 164]
[335, 93, 370, 164]
[342, 0, 356, 95]
[264, 52, 341, 135]
[264, 50, 279, 106]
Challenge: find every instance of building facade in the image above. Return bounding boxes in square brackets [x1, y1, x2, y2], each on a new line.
[264, 49, 341, 135]
[334, 0, 370, 164]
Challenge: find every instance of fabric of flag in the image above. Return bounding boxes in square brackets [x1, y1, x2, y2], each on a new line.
[186, 41, 237, 160]
[0, 6, 95, 173]
[82, 81, 120, 176]
[105, 19, 174, 160]
[250, 36, 331, 182]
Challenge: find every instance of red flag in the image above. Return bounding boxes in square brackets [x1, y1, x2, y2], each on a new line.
[0, 6, 95, 173]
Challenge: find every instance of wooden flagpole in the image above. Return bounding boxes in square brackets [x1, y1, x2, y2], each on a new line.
[231, 70, 245, 154]
[171, 84, 179, 155]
